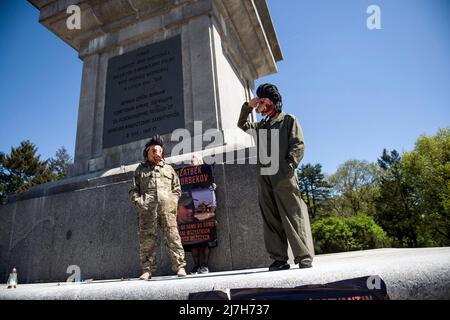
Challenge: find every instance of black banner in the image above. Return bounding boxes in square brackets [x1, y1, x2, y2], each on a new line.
[175, 164, 217, 249]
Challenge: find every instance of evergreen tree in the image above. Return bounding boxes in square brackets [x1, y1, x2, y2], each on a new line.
[374, 149, 419, 247]
[49, 146, 72, 179]
[297, 163, 332, 220]
[0, 141, 56, 203]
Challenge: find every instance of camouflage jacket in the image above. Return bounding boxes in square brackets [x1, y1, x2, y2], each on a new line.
[129, 160, 181, 207]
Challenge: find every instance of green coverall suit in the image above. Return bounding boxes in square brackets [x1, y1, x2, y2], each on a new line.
[238, 102, 312, 264]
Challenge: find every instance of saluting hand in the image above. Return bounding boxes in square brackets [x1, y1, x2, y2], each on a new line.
[248, 97, 260, 108]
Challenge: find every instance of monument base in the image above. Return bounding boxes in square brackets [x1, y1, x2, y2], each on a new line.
[0, 148, 314, 284]
[1, 248, 448, 300]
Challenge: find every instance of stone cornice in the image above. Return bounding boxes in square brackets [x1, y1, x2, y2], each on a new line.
[28, 0, 282, 78]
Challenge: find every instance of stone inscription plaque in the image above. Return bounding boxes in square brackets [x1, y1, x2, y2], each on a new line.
[103, 35, 184, 148]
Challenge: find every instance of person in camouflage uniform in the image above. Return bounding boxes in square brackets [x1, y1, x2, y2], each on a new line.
[129, 135, 186, 280]
[237, 83, 313, 271]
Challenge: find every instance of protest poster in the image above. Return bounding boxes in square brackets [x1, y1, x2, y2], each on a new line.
[175, 164, 217, 251]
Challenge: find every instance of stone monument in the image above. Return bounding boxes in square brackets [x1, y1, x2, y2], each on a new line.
[0, 0, 314, 283]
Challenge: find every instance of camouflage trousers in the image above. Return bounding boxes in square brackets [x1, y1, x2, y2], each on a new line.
[136, 196, 186, 273]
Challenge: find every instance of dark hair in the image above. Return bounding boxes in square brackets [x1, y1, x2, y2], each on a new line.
[256, 83, 283, 112]
[143, 135, 164, 158]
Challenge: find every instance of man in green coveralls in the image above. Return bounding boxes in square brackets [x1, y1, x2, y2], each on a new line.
[237, 83, 313, 271]
[129, 135, 187, 280]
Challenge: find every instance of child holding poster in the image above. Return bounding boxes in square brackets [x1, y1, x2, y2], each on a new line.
[175, 154, 218, 274]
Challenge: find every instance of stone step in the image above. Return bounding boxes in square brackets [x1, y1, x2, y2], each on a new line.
[2, 248, 449, 300]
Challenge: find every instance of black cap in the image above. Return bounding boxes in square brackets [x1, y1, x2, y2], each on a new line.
[143, 135, 164, 158]
[256, 83, 283, 112]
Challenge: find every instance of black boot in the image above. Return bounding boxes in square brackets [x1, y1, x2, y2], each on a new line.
[268, 260, 290, 271]
[299, 258, 313, 269]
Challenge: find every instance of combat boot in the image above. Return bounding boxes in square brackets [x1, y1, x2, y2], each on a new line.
[299, 258, 313, 269]
[177, 268, 187, 277]
[139, 272, 151, 280]
[268, 260, 290, 271]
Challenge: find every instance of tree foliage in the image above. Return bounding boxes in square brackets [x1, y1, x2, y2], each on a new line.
[311, 215, 390, 254]
[297, 163, 332, 220]
[307, 128, 449, 251]
[374, 149, 420, 247]
[402, 128, 450, 246]
[49, 146, 72, 179]
[374, 128, 449, 247]
[0, 141, 72, 203]
[328, 160, 380, 216]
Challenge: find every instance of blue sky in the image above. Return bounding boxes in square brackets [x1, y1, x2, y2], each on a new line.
[0, 0, 449, 174]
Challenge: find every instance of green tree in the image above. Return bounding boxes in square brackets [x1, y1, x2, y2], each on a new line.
[328, 160, 380, 216]
[297, 163, 332, 220]
[311, 215, 390, 254]
[374, 149, 420, 247]
[402, 128, 450, 246]
[0, 141, 56, 203]
[49, 146, 72, 179]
